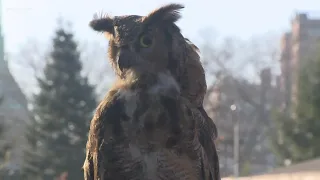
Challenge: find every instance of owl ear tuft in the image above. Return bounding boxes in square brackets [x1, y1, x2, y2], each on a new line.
[143, 3, 184, 25]
[89, 13, 114, 36]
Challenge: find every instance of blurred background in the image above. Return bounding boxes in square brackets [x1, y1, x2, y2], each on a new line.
[1, 0, 320, 179]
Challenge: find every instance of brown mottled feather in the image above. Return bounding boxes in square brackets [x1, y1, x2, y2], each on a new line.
[180, 39, 220, 179]
[142, 4, 184, 25]
[84, 66, 209, 179]
[87, 3, 220, 180]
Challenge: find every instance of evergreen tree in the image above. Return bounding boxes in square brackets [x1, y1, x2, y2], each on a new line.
[22, 24, 97, 180]
[0, 97, 7, 172]
[0, 119, 6, 173]
[272, 48, 320, 165]
[0, 99, 16, 179]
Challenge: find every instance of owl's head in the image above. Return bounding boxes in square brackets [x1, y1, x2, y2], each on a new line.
[89, 4, 187, 78]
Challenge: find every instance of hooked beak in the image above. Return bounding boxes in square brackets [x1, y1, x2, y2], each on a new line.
[117, 48, 136, 72]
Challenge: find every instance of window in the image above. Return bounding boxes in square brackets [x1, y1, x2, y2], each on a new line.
[308, 29, 320, 37]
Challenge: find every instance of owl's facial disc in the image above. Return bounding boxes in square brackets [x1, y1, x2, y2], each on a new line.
[116, 45, 151, 76]
[89, 3, 185, 77]
[116, 33, 155, 74]
[117, 48, 137, 72]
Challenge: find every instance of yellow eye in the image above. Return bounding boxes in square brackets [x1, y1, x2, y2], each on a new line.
[139, 35, 153, 48]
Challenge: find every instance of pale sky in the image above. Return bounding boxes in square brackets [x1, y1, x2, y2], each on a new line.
[1, 0, 320, 97]
[2, 0, 320, 54]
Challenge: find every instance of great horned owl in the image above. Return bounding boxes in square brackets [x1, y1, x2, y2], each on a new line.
[88, 3, 220, 180]
[83, 63, 210, 179]
[90, 3, 208, 109]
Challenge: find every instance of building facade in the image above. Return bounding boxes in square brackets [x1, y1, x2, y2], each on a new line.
[0, 0, 30, 176]
[279, 13, 320, 115]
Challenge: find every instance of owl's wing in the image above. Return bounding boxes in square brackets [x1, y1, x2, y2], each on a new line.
[83, 137, 94, 180]
[182, 39, 220, 179]
[180, 38, 207, 108]
[83, 90, 124, 180]
[196, 107, 221, 180]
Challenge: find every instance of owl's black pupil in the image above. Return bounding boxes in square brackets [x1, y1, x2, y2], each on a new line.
[142, 36, 152, 46]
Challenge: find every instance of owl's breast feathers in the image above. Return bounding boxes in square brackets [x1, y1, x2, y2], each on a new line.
[83, 69, 211, 180]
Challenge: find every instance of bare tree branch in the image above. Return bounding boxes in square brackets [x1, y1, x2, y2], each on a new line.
[200, 32, 280, 175]
[11, 39, 114, 100]
[79, 41, 115, 98]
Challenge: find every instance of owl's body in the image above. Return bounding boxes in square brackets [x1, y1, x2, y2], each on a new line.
[85, 3, 220, 180]
[84, 66, 208, 179]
